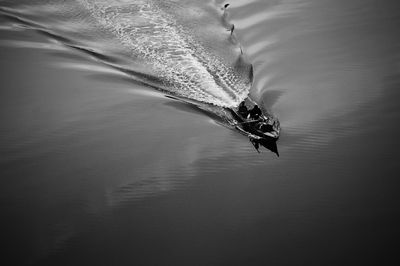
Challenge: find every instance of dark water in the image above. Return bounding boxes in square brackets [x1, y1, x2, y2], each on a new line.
[1, 0, 400, 265]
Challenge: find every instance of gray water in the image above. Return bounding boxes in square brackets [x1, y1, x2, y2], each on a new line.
[1, 0, 400, 265]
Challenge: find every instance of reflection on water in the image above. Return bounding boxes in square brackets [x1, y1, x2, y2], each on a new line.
[1, 0, 400, 265]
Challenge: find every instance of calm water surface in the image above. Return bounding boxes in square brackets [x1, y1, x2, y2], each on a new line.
[1, 0, 400, 265]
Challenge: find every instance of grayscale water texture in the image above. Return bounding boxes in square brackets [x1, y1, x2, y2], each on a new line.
[1, 0, 400, 265]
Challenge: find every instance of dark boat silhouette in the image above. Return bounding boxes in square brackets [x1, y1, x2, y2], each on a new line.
[230, 97, 280, 141]
[166, 94, 280, 155]
[229, 97, 280, 155]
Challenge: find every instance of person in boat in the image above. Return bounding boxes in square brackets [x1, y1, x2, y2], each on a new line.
[238, 101, 248, 118]
[249, 105, 262, 120]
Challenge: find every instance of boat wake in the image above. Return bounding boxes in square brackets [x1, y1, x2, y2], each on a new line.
[1, 0, 253, 107]
[77, 0, 254, 107]
[0, 0, 279, 153]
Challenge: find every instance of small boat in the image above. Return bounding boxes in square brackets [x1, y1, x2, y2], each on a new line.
[165, 94, 280, 154]
[229, 97, 280, 141]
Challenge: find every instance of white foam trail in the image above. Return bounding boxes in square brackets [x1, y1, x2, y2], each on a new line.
[78, 0, 251, 107]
